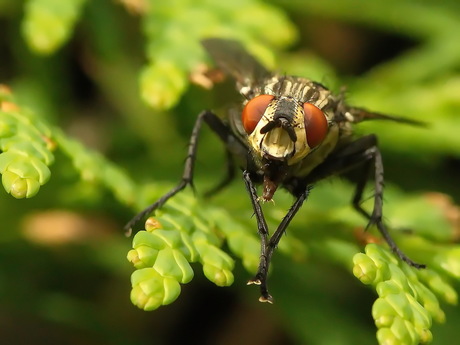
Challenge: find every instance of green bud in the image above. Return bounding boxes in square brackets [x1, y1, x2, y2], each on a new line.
[373, 298, 396, 328]
[130, 285, 154, 310]
[191, 215, 211, 235]
[27, 156, 52, 184]
[3, 140, 54, 166]
[22, 0, 88, 55]
[145, 217, 163, 231]
[353, 252, 377, 285]
[130, 268, 181, 311]
[132, 231, 167, 251]
[389, 317, 416, 345]
[2, 170, 40, 198]
[0, 151, 51, 185]
[167, 196, 196, 218]
[162, 277, 182, 305]
[418, 328, 433, 344]
[416, 269, 458, 305]
[193, 239, 234, 286]
[206, 208, 261, 273]
[375, 314, 395, 330]
[151, 229, 182, 248]
[157, 213, 189, 233]
[153, 247, 194, 284]
[387, 264, 412, 294]
[399, 263, 419, 284]
[127, 245, 159, 269]
[413, 283, 445, 323]
[433, 247, 460, 278]
[227, 232, 259, 272]
[385, 293, 412, 320]
[178, 231, 199, 262]
[127, 249, 140, 266]
[2, 155, 39, 180]
[0, 151, 14, 172]
[195, 242, 234, 271]
[366, 243, 398, 266]
[376, 280, 402, 297]
[140, 61, 187, 110]
[192, 229, 221, 247]
[172, 249, 194, 284]
[203, 263, 234, 287]
[376, 327, 398, 345]
[406, 295, 432, 330]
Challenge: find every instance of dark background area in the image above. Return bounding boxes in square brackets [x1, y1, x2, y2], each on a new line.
[1, 1, 459, 344]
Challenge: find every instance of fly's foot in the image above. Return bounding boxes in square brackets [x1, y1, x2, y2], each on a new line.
[258, 280, 273, 303]
[259, 293, 274, 304]
[247, 271, 264, 285]
[247, 278, 261, 285]
[248, 271, 274, 303]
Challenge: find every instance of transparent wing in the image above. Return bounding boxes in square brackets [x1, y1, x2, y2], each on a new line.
[201, 38, 271, 91]
[348, 106, 427, 127]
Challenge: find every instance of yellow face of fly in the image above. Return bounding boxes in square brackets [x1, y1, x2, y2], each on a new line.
[247, 97, 313, 165]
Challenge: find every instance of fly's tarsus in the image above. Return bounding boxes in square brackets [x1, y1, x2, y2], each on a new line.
[243, 169, 313, 301]
[347, 136, 426, 269]
[310, 134, 426, 270]
[125, 109, 250, 232]
[125, 110, 223, 233]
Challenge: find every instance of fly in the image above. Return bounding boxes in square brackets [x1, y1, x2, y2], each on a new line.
[125, 38, 426, 303]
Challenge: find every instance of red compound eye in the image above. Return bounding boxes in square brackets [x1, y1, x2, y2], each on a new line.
[303, 103, 328, 148]
[242, 94, 275, 134]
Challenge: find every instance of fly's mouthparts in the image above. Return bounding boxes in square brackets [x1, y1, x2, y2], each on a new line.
[260, 117, 298, 142]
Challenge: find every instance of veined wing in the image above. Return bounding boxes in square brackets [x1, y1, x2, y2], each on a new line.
[347, 106, 426, 126]
[201, 38, 271, 97]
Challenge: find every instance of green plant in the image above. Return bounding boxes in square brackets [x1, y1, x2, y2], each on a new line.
[1, 0, 460, 344]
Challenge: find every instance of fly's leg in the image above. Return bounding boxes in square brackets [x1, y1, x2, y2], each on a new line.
[309, 135, 425, 269]
[352, 143, 426, 268]
[243, 171, 270, 290]
[243, 170, 313, 303]
[350, 153, 373, 221]
[259, 185, 312, 303]
[125, 110, 242, 233]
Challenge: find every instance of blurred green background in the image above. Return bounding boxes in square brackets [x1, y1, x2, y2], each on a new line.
[1, 0, 460, 344]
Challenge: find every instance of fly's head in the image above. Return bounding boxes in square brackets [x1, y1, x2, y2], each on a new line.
[241, 78, 330, 166]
